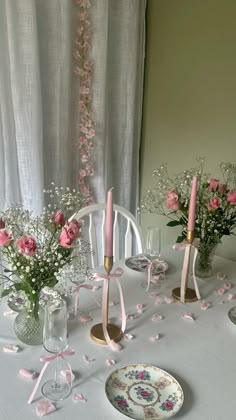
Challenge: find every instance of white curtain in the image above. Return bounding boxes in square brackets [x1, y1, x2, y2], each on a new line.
[0, 0, 146, 215]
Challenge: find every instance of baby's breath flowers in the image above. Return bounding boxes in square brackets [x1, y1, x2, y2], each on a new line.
[0, 185, 87, 318]
[141, 158, 236, 251]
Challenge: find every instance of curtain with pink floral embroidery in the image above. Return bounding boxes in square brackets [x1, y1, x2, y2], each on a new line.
[0, 0, 146, 216]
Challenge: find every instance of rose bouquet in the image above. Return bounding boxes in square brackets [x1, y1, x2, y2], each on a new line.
[141, 158, 236, 275]
[0, 184, 87, 318]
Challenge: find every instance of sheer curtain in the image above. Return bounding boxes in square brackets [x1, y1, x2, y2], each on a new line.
[0, 0, 146, 215]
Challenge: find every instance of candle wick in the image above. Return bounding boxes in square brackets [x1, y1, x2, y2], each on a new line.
[109, 187, 114, 192]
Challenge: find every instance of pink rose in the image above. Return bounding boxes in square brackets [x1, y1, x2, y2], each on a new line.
[208, 197, 221, 211]
[17, 236, 37, 256]
[166, 190, 180, 211]
[67, 220, 81, 239]
[0, 219, 5, 229]
[218, 183, 227, 194]
[164, 400, 174, 410]
[227, 191, 236, 205]
[50, 211, 66, 226]
[0, 229, 13, 247]
[209, 178, 219, 191]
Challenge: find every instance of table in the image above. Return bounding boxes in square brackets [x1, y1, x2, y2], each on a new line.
[0, 246, 236, 419]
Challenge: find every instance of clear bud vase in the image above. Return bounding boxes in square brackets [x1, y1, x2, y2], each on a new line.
[195, 242, 218, 278]
[14, 309, 44, 346]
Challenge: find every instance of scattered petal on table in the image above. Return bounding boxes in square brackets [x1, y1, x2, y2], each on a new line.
[73, 393, 87, 403]
[216, 287, 225, 295]
[223, 282, 232, 290]
[155, 296, 164, 304]
[151, 313, 164, 321]
[79, 315, 93, 323]
[36, 400, 56, 417]
[182, 313, 195, 321]
[3, 310, 16, 316]
[106, 359, 116, 366]
[149, 334, 160, 342]
[148, 291, 160, 298]
[60, 369, 75, 383]
[124, 333, 135, 340]
[19, 368, 37, 380]
[227, 293, 236, 301]
[217, 272, 227, 281]
[126, 314, 137, 320]
[3, 344, 20, 353]
[109, 299, 119, 306]
[200, 301, 211, 310]
[164, 296, 174, 304]
[136, 303, 144, 313]
[83, 355, 96, 363]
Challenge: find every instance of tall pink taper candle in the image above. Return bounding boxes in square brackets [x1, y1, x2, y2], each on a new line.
[105, 188, 113, 257]
[188, 176, 198, 232]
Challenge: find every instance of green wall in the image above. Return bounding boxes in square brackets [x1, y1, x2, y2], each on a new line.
[140, 0, 236, 260]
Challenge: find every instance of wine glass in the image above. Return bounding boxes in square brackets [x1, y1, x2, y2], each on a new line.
[41, 299, 71, 401]
[68, 252, 90, 318]
[141, 227, 165, 290]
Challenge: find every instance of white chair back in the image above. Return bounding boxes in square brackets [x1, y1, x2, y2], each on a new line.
[74, 203, 144, 268]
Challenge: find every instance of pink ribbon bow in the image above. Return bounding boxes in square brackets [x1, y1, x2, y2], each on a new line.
[91, 267, 126, 351]
[173, 239, 201, 303]
[28, 349, 75, 404]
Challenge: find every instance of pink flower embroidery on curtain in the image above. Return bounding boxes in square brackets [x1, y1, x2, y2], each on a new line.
[74, 0, 95, 204]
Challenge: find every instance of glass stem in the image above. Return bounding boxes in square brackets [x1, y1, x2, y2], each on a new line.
[54, 355, 59, 386]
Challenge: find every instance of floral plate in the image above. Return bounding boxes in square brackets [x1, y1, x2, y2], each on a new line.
[125, 255, 168, 275]
[228, 306, 236, 325]
[105, 364, 184, 419]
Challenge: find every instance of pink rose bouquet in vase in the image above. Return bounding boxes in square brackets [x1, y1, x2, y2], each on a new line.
[141, 159, 236, 278]
[0, 184, 88, 344]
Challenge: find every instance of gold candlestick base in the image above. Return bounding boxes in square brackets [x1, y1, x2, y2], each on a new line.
[90, 323, 122, 345]
[172, 287, 198, 303]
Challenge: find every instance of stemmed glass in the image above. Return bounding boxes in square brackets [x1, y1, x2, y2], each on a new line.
[41, 299, 71, 401]
[141, 227, 165, 290]
[68, 252, 89, 318]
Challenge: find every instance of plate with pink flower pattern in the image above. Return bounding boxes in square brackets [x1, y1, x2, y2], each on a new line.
[105, 364, 184, 419]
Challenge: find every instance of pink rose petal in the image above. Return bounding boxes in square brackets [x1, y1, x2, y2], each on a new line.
[155, 296, 164, 305]
[136, 303, 144, 313]
[182, 312, 195, 321]
[3, 310, 16, 316]
[124, 333, 135, 340]
[217, 272, 226, 281]
[79, 315, 93, 323]
[151, 313, 164, 321]
[83, 355, 96, 363]
[3, 344, 20, 353]
[164, 296, 174, 304]
[73, 393, 87, 403]
[126, 314, 137, 320]
[216, 287, 225, 296]
[36, 400, 56, 417]
[200, 301, 211, 310]
[60, 369, 75, 383]
[148, 291, 160, 298]
[149, 334, 160, 342]
[227, 293, 236, 301]
[19, 368, 37, 380]
[106, 359, 116, 366]
[223, 282, 231, 290]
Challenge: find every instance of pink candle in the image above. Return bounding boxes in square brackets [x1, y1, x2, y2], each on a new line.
[188, 176, 198, 231]
[105, 188, 113, 257]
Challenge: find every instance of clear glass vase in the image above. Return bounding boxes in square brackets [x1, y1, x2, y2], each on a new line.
[195, 242, 218, 278]
[14, 310, 44, 346]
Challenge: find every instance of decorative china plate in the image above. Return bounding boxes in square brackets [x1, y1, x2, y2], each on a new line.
[105, 364, 184, 419]
[125, 255, 168, 275]
[228, 306, 236, 325]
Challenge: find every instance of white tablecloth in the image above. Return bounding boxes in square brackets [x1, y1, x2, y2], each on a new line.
[0, 246, 236, 420]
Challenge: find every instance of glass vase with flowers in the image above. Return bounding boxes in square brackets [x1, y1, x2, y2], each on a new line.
[141, 158, 236, 278]
[0, 185, 88, 344]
